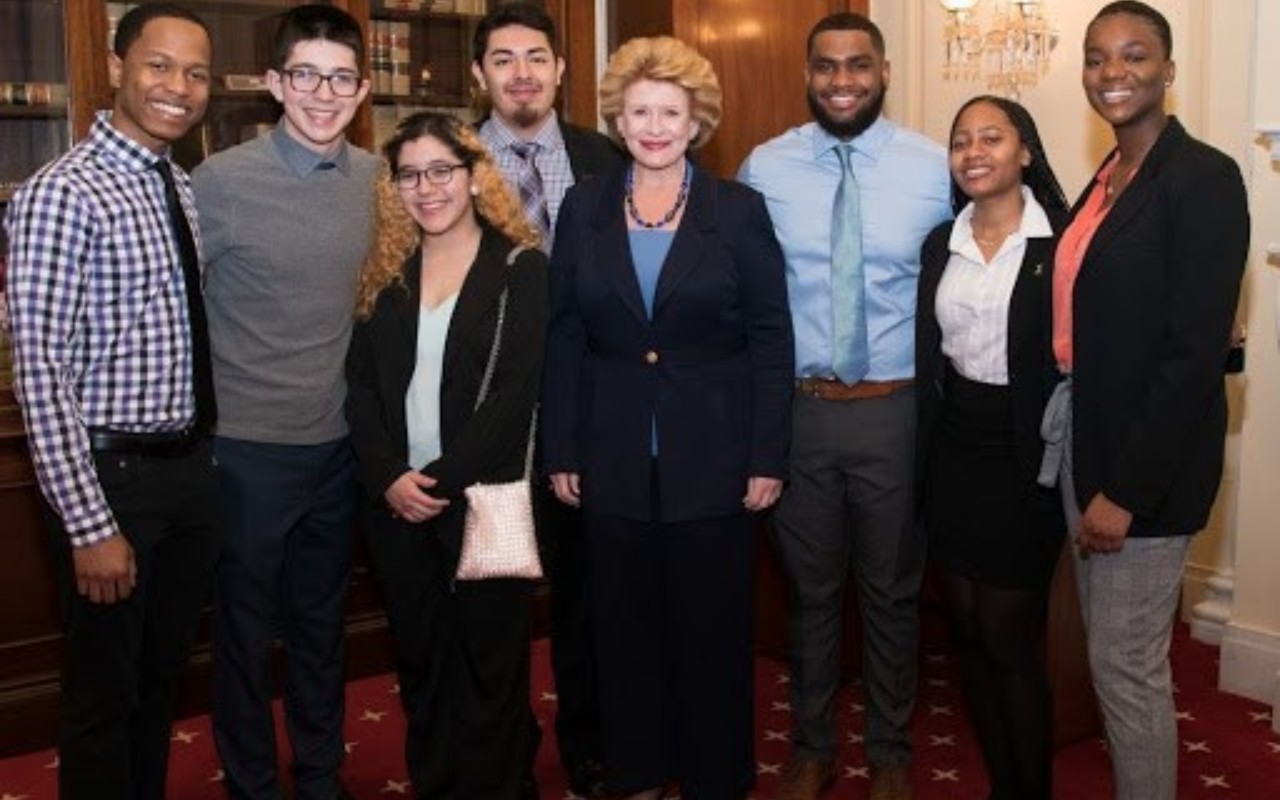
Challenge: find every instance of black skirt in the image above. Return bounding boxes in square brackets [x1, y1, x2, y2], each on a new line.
[924, 367, 1063, 590]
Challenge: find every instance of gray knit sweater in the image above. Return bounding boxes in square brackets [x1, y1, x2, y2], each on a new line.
[193, 127, 379, 445]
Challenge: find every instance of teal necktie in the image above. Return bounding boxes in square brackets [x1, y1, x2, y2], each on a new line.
[831, 143, 869, 384]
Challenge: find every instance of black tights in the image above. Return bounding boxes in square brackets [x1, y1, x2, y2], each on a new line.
[940, 569, 1052, 800]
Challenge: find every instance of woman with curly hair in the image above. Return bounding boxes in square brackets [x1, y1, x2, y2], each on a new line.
[345, 111, 546, 799]
[542, 36, 793, 800]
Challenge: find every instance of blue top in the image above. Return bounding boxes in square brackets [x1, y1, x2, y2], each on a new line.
[628, 228, 675, 319]
[739, 117, 951, 380]
[628, 228, 675, 455]
[406, 295, 458, 469]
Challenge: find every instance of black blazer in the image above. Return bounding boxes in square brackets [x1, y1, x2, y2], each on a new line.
[346, 226, 549, 549]
[917, 209, 1065, 496]
[540, 163, 794, 523]
[560, 120, 624, 183]
[1063, 117, 1249, 537]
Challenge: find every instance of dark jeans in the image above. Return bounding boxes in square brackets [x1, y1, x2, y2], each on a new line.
[46, 440, 222, 800]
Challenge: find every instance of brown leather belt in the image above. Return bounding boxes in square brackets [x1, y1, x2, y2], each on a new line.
[795, 377, 913, 402]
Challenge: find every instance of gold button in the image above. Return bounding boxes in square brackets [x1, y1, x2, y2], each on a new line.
[644, 350, 659, 365]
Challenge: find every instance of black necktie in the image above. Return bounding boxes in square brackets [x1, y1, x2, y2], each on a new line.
[154, 159, 216, 436]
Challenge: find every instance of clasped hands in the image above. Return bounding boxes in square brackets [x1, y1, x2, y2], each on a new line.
[548, 472, 783, 512]
[385, 471, 450, 523]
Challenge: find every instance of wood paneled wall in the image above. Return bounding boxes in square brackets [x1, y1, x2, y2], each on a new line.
[609, 0, 869, 177]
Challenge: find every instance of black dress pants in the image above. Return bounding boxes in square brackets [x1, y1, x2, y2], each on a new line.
[363, 507, 536, 800]
[45, 440, 223, 800]
[536, 486, 602, 778]
[587, 511, 756, 800]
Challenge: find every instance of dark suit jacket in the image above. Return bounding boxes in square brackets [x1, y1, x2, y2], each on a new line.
[560, 120, 623, 183]
[916, 210, 1064, 497]
[540, 163, 794, 523]
[1063, 117, 1249, 537]
[346, 226, 549, 550]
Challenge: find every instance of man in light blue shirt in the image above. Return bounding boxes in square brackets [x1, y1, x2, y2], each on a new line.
[739, 12, 950, 800]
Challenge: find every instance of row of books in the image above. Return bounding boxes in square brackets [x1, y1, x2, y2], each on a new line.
[0, 83, 68, 107]
[369, 20, 415, 96]
[382, 1, 487, 13]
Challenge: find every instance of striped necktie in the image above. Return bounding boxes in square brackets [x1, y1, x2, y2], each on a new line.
[510, 141, 552, 251]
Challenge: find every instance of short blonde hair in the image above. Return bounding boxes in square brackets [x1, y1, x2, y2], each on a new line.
[598, 36, 722, 150]
[355, 112, 541, 319]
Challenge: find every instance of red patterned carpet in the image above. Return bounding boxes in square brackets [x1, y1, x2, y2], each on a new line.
[1, 623, 1277, 799]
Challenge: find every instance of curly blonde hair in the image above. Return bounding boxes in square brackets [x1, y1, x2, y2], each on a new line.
[354, 112, 542, 319]
[598, 36, 722, 150]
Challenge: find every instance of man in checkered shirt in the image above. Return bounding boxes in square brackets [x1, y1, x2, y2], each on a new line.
[3, 5, 222, 798]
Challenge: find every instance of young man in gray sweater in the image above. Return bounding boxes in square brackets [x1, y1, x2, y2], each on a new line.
[191, 6, 378, 799]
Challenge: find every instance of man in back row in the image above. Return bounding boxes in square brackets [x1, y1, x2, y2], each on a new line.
[471, 3, 621, 795]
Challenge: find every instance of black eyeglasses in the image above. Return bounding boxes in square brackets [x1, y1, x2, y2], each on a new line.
[281, 67, 363, 97]
[393, 164, 468, 190]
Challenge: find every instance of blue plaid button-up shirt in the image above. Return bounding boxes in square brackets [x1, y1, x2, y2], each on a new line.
[5, 111, 201, 546]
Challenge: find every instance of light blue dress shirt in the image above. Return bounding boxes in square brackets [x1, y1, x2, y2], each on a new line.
[739, 117, 951, 380]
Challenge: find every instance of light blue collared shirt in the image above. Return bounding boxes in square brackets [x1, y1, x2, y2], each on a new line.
[739, 117, 951, 380]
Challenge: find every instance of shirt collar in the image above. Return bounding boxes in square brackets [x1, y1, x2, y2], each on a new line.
[810, 115, 894, 164]
[483, 110, 565, 153]
[93, 110, 174, 174]
[270, 123, 351, 176]
[950, 185, 1053, 253]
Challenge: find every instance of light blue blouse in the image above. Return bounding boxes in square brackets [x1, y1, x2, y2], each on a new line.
[628, 228, 675, 455]
[406, 294, 458, 468]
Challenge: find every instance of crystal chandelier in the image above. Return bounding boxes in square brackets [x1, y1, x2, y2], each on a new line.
[939, 0, 1058, 100]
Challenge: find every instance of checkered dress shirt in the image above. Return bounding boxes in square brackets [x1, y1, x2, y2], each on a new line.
[478, 112, 574, 241]
[4, 111, 201, 547]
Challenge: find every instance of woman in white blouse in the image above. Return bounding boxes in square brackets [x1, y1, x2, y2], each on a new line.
[915, 95, 1069, 800]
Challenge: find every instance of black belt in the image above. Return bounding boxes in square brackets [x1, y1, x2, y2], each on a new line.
[88, 427, 204, 457]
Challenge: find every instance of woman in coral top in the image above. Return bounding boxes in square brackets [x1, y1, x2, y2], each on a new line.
[1043, 3, 1249, 798]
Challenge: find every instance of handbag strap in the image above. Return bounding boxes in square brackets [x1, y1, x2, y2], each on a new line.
[473, 245, 528, 411]
[473, 245, 537, 481]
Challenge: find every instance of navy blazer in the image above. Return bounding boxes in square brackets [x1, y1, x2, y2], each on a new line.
[1062, 118, 1249, 537]
[541, 163, 794, 523]
[346, 226, 548, 550]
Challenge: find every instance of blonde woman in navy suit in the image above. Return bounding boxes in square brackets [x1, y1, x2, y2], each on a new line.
[917, 96, 1068, 800]
[1046, 4, 1249, 797]
[541, 36, 793, 800]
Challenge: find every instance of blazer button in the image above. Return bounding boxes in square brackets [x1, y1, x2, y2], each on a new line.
[644, 350, 659, 365]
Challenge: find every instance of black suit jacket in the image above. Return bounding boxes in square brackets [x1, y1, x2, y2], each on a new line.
[559, 120, 623, 183]
[346, 226, 549, 550]
[540, 163, 794, 523]
[1063, 117, 1249, 537]
[916, 210, 1064, 498]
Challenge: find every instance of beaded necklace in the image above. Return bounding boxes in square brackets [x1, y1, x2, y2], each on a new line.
[625, 161, 691, 229]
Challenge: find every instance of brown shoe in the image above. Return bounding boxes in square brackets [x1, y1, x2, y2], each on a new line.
[868, 764, 914, 800]
[776, 757, 835, 800]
